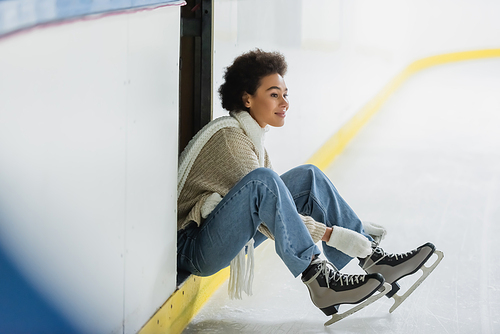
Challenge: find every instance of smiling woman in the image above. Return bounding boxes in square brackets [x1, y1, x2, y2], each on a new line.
[176, 48, 442, 324]
[217, 49, 289, 128]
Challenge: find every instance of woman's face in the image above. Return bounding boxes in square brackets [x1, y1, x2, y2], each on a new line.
[243, 73, 289, 128]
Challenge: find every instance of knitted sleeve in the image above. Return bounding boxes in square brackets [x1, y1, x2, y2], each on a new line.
[299, 214, 327, 243]
[214, 129, 278, 240]
[178, 126, 323, 245]
[206, 127, 262, 188]
[178, 127, 262, 228]
[264, 149, 273, 170]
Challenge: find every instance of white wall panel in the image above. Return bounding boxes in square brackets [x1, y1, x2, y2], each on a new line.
[123, 8, 179, 334]
[0, 5, 179, 333]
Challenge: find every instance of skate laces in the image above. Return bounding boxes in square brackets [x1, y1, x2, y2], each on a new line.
[309, 259, 366, 289]
[362, 246, 417, 271]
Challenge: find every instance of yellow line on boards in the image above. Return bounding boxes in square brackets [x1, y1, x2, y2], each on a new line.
[139, 268, 230, 334]
[139, 48, 500, 334]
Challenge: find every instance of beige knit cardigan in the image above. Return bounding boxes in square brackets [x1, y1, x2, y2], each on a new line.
[177, 111, 326, 297]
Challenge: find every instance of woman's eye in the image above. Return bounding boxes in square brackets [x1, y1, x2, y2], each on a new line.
[271, 93, 278, 98]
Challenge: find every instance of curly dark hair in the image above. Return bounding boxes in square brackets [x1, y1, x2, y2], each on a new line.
[218, 49, 288, 112]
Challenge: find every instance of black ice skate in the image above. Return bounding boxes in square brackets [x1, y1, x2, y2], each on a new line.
[302, 258, 391, 326]
[359, 242, 444, 313]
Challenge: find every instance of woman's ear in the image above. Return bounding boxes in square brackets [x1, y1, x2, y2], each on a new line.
[242, 92, 251, 109]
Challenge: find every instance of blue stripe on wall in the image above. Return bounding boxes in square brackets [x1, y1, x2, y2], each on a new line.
[0, 0, 184, 37]
[0, 246, 83, 333]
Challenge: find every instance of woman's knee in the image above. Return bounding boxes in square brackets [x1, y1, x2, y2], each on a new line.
[282, 164, 324, 181]
[238, 167, 289, 199]
[302, 164, 332, 185]
[244, 167, 281, 183]
[301, 164, 323, 175]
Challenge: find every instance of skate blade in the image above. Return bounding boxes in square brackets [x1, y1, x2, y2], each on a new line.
[389, 249, 444, 313]
[324, 282, 391, 326]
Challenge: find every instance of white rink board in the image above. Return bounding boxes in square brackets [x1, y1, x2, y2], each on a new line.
[0, 6, 179, 333]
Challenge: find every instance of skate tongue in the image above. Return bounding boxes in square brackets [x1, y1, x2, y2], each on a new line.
[323, 259, 339, 272]
[302, 259, 338, 288]
[317, 260, 339, 289]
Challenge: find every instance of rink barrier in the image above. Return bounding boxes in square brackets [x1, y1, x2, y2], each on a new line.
[138, 48, 500, 334]
[139, 268, 230, 333]
[0, 0, 186, 39]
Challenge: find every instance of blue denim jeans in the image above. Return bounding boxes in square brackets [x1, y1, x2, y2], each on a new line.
[177, 164, 371, 278]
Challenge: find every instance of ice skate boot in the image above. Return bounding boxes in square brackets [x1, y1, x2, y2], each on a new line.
[302, 257, 391, 326]
[359, 242, 444, 313]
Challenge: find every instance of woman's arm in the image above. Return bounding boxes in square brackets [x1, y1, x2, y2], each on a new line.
[322, 227, 333, 242]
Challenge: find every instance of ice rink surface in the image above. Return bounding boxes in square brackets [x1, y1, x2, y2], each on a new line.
[183, 59, 500, 334]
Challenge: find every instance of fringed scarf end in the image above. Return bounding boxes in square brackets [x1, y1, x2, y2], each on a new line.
[228, 238, 255, 299]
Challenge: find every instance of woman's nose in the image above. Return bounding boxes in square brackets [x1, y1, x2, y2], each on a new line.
[281, 96, 289, 107]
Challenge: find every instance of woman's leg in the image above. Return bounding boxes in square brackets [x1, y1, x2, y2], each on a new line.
[177, 167, 321, 278]
[280, 164, 372, 269]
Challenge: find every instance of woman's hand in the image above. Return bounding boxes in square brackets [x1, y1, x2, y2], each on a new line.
[362, 221, 387, 244]
[326, 226, 372, 258]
